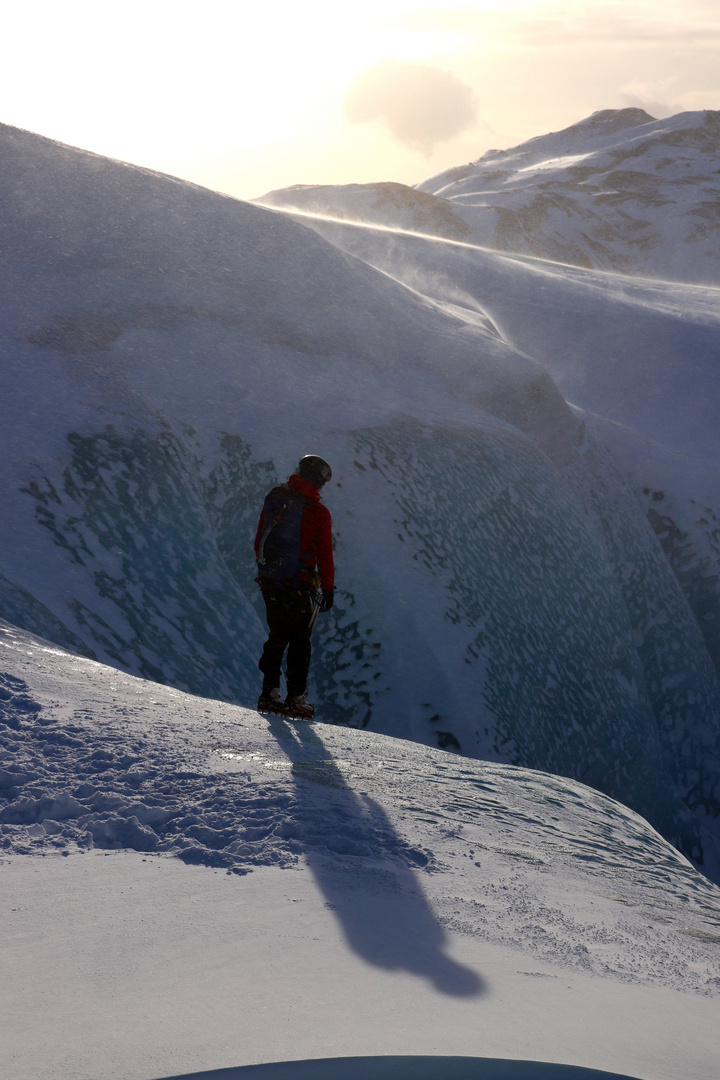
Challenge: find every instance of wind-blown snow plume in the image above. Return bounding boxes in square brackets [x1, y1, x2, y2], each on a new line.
[1, 119, 719, 879]
[262, 108, 720, 286]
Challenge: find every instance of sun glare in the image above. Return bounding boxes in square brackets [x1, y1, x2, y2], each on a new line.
[1, 0, 718, 199]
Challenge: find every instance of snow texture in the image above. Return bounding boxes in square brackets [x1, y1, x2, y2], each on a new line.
[3, 114, 720, 1080]
[2, 622, 720, 1079]
[1, 119, 720, 878]
[3, 621, 720, 994]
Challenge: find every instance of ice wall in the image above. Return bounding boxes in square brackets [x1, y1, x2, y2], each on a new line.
[11, 410, 717, 865]
[1, 122, 719, 875]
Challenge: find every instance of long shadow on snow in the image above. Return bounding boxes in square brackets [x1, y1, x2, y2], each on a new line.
[265, 715, 484, 998]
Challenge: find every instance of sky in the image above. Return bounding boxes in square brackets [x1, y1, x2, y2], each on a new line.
[2, 0, 720, 201]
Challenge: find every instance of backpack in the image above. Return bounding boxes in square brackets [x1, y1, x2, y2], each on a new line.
[256, 483, 312, 585]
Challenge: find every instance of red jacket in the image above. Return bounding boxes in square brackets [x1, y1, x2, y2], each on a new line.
[254, 474, 334, 591]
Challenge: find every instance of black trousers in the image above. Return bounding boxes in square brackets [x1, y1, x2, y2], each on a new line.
[258, 587, 316, 698]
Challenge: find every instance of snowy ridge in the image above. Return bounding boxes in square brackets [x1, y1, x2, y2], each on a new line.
[260, 109, 720, 286]
[3, 620, 720, 1078]
[3, 120, 720, 1080]
[0, 121, 719, 879]
[257, 180, 474, 242]
[3, 621, 720, 996]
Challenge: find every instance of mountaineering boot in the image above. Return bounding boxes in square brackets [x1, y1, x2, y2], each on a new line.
[285, 693, 314, 720]
[257, 687, 286, 715]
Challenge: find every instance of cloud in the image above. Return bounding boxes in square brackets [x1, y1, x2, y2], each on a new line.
[619, 79, 678, 119]
[618, 92, 671, 119]
[344, 59, 478, 156]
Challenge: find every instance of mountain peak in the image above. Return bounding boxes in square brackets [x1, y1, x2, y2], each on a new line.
[570, 106, 657, 131]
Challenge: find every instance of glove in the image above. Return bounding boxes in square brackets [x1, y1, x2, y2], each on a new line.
[320, 588, 334, 612]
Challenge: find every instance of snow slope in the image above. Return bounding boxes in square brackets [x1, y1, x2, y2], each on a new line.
[2, 621, 720, 1080]
[259, 109, 720, 286]
[245, 204, 720, 876]
[1, 122, 720, 875]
